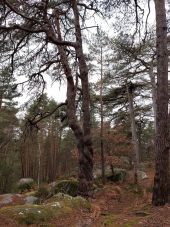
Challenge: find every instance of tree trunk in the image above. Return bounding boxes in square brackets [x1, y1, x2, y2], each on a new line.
[126, 83, 139, 184]
[37, 140, 41, 189]
[149, 64, 157, 133]
[152, 0, 169, 206]
[72, 0, 93, 196]
[55, 3, 93, 197]
[100, 45, 105, 184]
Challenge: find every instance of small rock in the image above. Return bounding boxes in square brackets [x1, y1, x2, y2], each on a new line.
[138, 171, 148, 180]
[18, 212, 24, 215]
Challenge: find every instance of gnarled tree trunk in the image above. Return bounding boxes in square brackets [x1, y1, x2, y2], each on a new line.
[71, 0, 93, 196]
[55, 1, 93, 197]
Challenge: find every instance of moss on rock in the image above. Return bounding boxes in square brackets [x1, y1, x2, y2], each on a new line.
[47, 193, 91, 210]
[0, 193, 90, 225]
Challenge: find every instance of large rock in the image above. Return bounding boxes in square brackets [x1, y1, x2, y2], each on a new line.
[0, 194, 15, 206]
[0, 194, 38, 207]
[94, 165, 113, 179]
[0, 194, 24, 207]
[25, 196, 38, 204]
[93, 168, 103, 179]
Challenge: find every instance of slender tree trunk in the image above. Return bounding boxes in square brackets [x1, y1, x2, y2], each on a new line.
[149, 64, 157, 133]
[152, 0, 169, 206]
[37, 133, 42, 189]
[100, 45, 105, 184]
[126, 83, 139, 184]
[0, 95, 3, 109]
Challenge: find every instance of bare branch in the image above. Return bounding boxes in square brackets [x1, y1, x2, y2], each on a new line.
[28, 101, 67, 126]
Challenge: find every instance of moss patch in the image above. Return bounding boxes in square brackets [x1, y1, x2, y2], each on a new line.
[0, 193, 90, 225]
[47, 193, 91, 210]
[0, 203, 70, 225]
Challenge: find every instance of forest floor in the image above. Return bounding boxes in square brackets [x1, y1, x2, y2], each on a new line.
[0, 165, 170, 227]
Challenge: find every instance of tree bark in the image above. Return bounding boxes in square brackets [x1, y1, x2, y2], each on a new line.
[149, 64, 157, 133]
[71, 0, 93, 196]
[126, 83, 139, 184]
[55, 2, 93, 197]
[152, 0, 169, 206]
[100, 45, 105, 184]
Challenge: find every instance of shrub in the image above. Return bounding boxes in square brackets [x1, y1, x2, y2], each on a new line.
[17, 179, 35, 193]
[35, 186, 49, 199]
[54, 179, 78, 197]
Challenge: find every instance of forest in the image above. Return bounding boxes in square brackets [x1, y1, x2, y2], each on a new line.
[0, 0, 170, 226]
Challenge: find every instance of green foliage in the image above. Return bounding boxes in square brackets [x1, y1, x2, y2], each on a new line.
[0, 68, 20, 193]
[0, 67, 20, 108]
[54, 179, 78, 197]
[49, 193, 91, 210]
[18, 207, 53, 225]
[35, 186, 49, 199]
[20, 94, 64, 183]
[18, 181, 35, 193]
[0, 203, 70, 226]
[61, 129, 76, 152]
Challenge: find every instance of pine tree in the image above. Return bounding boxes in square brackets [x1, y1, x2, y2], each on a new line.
[0, 68, 20, 192]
